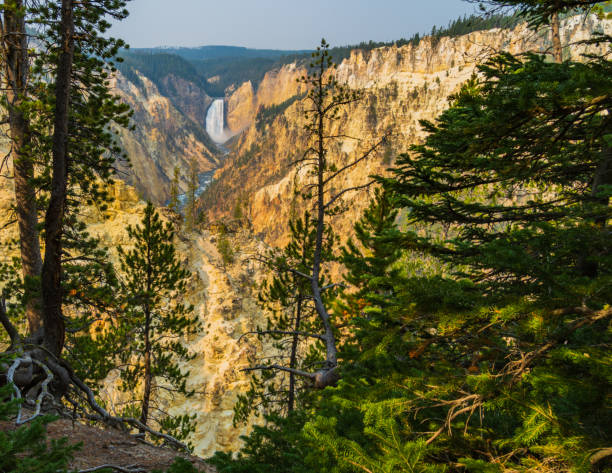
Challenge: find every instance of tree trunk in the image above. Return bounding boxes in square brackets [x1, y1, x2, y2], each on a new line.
[551, 11, 562, 63]
[288, 294, 303, 412]
[140, 310, 152, 428]
[1, 0, 44, 338]
[312, 85, 338, 374]
[41, 0, 74, 356]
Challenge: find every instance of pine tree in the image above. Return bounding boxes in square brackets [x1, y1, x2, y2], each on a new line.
[169, 166, 181, 214]
[0, 0, 131, 362]
[235, 213, 334, 423]
[241, 39, 387, 391]
[116, 203, 200, 442]
[306, 3, 612, 470]
[184, 161, 198, 231]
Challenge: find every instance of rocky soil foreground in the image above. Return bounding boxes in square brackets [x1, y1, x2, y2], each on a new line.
[0, 417, 214, 472]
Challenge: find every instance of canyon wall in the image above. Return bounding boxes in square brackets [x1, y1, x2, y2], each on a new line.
[81, 183, 270, 458]
[225, 63, 305, 134]
[112, 71, 220, 205]
[202, 14, 612, 246]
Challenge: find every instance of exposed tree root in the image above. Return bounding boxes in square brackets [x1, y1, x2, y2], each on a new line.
[1, 326, 190, 453]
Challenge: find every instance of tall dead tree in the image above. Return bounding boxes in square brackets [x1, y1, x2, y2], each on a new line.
[245, 40, 388, 390]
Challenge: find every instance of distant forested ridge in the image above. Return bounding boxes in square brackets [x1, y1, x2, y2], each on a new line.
[117, 11, 523, 98]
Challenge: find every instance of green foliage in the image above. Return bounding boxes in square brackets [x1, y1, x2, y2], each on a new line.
[216, 234, 234, 266]
[255, 93, 305, 131]
[191, 57, 278, 97]
[156, 457, 201, 473]
[0, 0, 132, 378]
[115, 203, 200, 441]
[216, 5, 612, 472]
[235, 213, 335, 424]
[209, 413, 314, 473]
[168, 166, 181, 214]
[279, 12, 521, 65]
[117, 52, 207, 95]
[0, 359, 78, 473]
[184, 161, 198, 232]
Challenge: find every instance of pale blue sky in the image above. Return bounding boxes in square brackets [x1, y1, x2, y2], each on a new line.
[109, 0, 479, 50]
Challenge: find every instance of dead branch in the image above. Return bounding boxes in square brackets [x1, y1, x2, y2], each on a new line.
[242, 364, 317, 380]
[426, 393, 484, 445]
[324, 180, 376, 210]
[590, 447, 612, 466]
[238, 330, 326, 343]
[77, 465, 147, 473]
[323, 133, 389, 186]
[501, 305, 612, 382]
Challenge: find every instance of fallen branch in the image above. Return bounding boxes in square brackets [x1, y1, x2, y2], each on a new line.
[66, 365, 190, 452]
[12, 344, 191, 453]
[77, 464, 147, 473]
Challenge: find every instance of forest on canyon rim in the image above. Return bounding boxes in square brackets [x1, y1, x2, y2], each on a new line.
[0, 1, 611, 472]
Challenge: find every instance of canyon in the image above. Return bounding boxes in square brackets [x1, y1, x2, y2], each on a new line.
[0, 13, 610, 459]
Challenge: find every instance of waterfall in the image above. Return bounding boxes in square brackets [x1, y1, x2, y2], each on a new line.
[206, 98, 228, 143]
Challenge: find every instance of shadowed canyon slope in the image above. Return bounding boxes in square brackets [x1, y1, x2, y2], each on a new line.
[112, 70, 220, 204]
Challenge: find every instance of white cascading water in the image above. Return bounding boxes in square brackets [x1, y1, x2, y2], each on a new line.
[205, 98, 229, 143]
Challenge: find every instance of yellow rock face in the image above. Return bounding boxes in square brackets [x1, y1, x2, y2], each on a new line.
[81, 187, 272, 457]
[205, 15, 612, 247]
[226, 63, 306, 134]
[0, 172, 270, 457]
[111, 71, 219, 205]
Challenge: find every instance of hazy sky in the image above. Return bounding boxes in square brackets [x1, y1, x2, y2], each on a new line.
[108, 0, 479, 50]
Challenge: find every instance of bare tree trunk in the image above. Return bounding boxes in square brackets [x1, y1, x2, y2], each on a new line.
[41, 0, 74, 356]
[1, 0, 44, 338]
[551, 11, 562, 63]
[311, 76, 339, 387]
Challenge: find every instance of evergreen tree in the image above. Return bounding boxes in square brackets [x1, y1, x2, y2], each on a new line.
[235, 213, 334, 423]
[184, 161, 198, 231]
[116, 203, 200, 442]
[241, 39, 387, 391]
[305, 3, 612, 470]
[169, 166, 181, 214]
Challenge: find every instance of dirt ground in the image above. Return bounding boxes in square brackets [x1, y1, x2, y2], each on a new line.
[1, 417, 215, 472]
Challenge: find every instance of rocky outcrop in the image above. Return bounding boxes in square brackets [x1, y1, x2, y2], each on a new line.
[112, 71, 220, 205]
[226, 81, 255, 133]
[159, 74, 214, 126]
[202, 15, 612, 246]
[225, 63, 305, 134]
